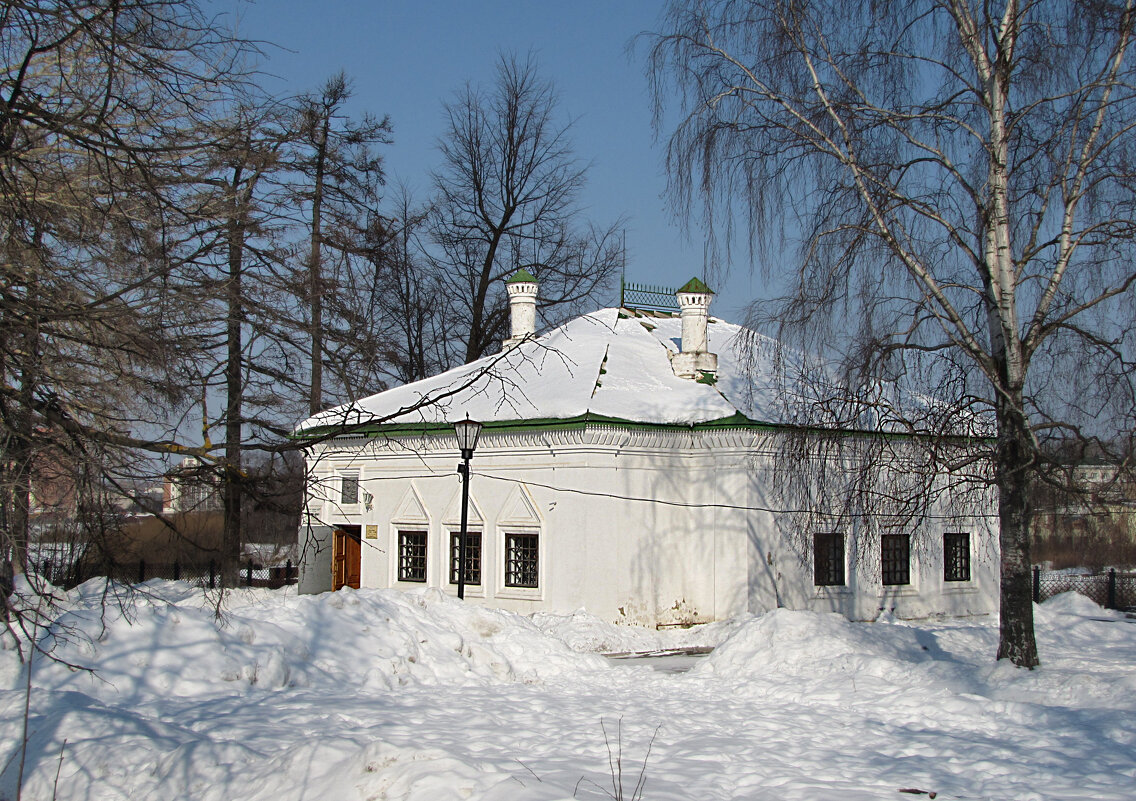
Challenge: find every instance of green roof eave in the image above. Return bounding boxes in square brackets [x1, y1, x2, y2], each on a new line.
[292, 411, 753, 442]
[292, 410, 992, 445]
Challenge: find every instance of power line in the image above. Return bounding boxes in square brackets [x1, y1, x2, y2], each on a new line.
[338, 469, 999, 520]
[476, 472, 997, 520]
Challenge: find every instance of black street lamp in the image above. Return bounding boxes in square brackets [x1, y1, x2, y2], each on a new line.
[453, 415, 483, 600]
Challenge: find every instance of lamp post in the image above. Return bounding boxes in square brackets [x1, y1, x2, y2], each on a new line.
[453, 415, 483, 600]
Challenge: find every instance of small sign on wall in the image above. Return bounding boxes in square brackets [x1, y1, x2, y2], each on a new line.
[365, 525, 378, 539]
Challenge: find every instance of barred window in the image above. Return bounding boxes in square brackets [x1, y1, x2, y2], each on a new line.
[505, 532, 539, 588]
[813, 532, 845, 586]
[449, 531, 482, 586]
[398, 530, 427, 582]
[944, 532, 971, 582]
[881, 534, 910, 586]
[341, 473, 359, 505]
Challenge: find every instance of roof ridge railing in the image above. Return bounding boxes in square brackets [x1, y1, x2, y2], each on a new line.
[620, 277, 680, 312]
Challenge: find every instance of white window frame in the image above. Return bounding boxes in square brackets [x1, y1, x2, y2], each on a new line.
[395, 528, 429, 584]
[878, 532, 920, 598]
[340, 471, 361, 506]
[496, 526, 543, 600]
[813, 531, 847, 588]
[941, 531, 978, 593]
[446, 528, 486, 598]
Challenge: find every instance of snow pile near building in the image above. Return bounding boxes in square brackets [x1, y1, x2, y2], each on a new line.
[697, 608, 937, 680]
[2, 580, 606, 703]
[698, 595, 1136, 712]
[531, 607, 743, 653]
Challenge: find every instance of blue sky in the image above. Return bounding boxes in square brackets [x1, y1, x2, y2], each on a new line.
[216, 0, 768, 317]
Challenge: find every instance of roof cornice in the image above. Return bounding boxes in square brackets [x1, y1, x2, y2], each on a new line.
[295, 410, 991, 448]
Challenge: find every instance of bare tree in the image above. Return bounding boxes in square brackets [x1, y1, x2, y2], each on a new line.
[649, 0, 1136, 667]
[430, 53, 624, 364]
[289, 72, 391, 415]
[176, 76, 391, 585]
[0, 0, 256, 606]
[370, 186, 453, 384]
[190, 103, 296, 587]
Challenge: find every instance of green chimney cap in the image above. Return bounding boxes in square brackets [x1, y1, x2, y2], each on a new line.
[506, 268, 538, 284]
[678, 277, 713, 294]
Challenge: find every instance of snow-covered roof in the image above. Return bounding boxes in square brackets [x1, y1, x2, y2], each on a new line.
[296, 307, 966, 435]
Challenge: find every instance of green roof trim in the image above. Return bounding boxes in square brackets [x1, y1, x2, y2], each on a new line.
[678, 277, 713, 294]
[294, 412, 754, 441]
[293, 410, 991, 445]
[506, 268, 538, 284]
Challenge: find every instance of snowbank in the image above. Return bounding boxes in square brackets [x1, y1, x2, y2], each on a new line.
[696, 608, 935, 680]
[3, 581, 607, 705]
[531, 608, 742, 653]
[698, 596, 1136, 711]
[2, 584, 1135, 801]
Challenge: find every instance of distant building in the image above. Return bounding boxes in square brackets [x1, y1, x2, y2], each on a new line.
[26, 436, 78, 519]
[1032, 463, 1136, 548]
[163, 457, 222, 513]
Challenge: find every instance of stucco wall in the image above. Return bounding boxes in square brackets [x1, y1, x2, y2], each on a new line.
[297, 523, 333, 595]
[299, 425, 998, 625]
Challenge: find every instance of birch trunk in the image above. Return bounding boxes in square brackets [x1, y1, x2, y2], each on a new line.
[994, 392, 1039, 666]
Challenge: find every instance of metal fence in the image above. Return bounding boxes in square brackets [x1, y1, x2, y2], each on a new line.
[1033, 567, 1136, 610]
[620, 280, 680, 312]
[36, 558, 297, 590]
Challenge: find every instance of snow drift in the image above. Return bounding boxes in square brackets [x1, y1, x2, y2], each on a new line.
[2, 583, 1135, 801]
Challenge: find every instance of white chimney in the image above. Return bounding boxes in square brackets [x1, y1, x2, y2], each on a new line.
[503, 269, 539, 350]
[671, 277, 718, 380]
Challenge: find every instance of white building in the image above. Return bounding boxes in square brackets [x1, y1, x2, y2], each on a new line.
[295, 274, 998, 626]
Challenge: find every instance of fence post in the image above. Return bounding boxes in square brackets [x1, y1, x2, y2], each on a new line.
[173, 561, 180, 582]
[246, 559, 253, 586]
[286, 560, 293, 584]
[209, 560, 215, 590]
[1033, 566, 1041, 604]
[138, 559, 146, 585]
[1108, 568, 1117, 610]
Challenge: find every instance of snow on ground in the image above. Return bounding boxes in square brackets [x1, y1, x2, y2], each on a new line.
[2, 583, 1135, 801]
[530, 608, 739, 654]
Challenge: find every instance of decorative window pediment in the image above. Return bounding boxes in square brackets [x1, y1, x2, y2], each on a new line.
[391, 484, 430, 524]
[442, 489, 485, 527]
[498, 484, 542, 526]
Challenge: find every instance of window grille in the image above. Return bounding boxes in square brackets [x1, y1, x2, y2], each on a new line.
[813, 532, 845, 586]
[398, 530, 427, 582]
[505, 532, 539, 588]
[944, 532, 971, 582]
[341, 473, 359, 505]
[881, 533, 910, 586]
[449, 531, 482, 586]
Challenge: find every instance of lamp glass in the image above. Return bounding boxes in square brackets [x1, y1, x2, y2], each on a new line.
[454, 416, 483, 453]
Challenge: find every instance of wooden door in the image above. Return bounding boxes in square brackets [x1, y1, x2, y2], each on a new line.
[332, 529, 361, 590]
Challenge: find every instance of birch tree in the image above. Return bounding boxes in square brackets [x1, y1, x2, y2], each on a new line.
[649, 0, 1136, 667]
